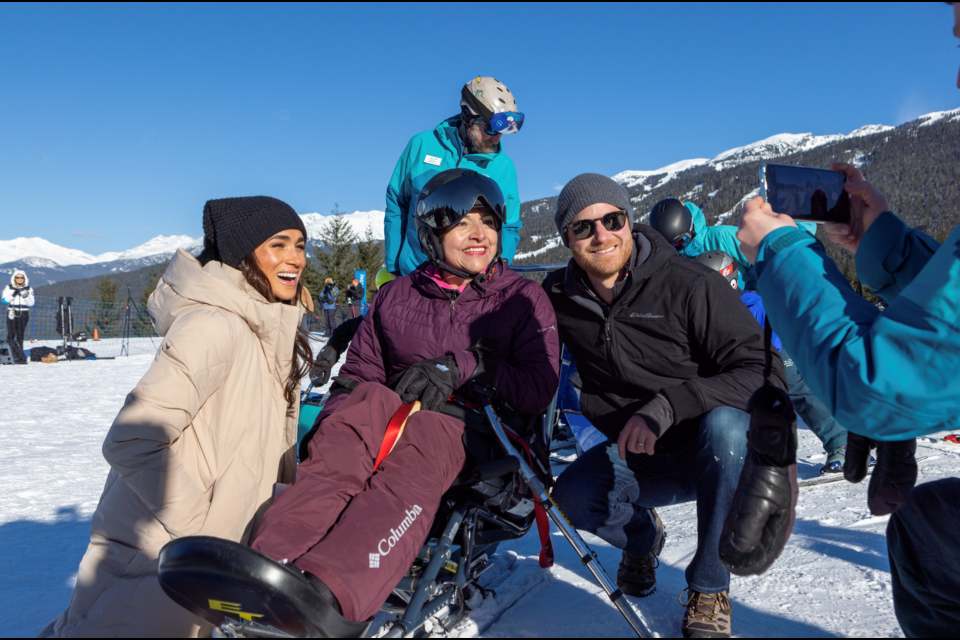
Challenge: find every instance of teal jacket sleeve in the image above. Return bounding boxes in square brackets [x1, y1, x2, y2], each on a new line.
[753, 224, 958, 440]
[385, 137, 416, 273]
[498, 159, 522, 263]
[854, 211, 940, 304]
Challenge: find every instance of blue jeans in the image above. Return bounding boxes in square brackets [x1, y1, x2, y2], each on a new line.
[552, 407, 749, 594]
[887, 478, 960, 637]
[781, 347, 847, 452]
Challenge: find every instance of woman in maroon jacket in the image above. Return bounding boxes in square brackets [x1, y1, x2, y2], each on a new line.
[252, 169, 560, 632]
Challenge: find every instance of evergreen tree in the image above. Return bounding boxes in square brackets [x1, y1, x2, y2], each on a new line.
[300, 258, 324, 315]
[314, 203, 359, 300]
[138, 261, 168, 308]
[354, 223, 385, 300]
[95, 275, 119, 304]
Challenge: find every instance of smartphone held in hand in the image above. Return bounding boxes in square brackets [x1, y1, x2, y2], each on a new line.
[760, 163, 851, 224]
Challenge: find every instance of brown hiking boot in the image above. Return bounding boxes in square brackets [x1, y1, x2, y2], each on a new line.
[616, 509, 666, 597]
[680, 588, 732, 638]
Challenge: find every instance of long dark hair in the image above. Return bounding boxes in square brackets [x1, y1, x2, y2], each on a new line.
[199, 239, 312, 411]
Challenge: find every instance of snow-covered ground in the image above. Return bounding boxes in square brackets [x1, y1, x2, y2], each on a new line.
[2, 349, 958, 638]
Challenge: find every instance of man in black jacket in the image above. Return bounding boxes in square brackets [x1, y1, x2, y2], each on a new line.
[545, 174, 786, 639]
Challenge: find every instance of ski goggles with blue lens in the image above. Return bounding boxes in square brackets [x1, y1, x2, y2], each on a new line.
[480, 111, 524, 135]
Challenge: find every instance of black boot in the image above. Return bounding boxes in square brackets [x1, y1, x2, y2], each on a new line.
[617, 509, 666, 597]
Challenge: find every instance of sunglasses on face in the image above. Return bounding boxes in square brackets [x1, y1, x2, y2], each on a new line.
[567, 210, 629, 240]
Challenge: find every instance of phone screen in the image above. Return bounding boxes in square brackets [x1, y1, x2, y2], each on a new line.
[761, 164, 850, 224]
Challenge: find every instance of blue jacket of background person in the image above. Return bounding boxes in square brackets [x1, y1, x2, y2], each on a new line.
[678, 201, 816, 290]
[739, 290, 783, 352]
[753, 212, 959, 440]
[320, 285, 338, 311]
[384, 117, 522, 276]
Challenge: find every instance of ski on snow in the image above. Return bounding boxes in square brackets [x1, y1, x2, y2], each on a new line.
[798, 455, 935, 488]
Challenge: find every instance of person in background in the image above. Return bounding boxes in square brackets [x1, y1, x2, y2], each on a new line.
[2, 270, 34, 364]
[545, 174, 784, 638]
[692, 250, 849, 473]
[309, 268, 394, 389]
[300, 283, 315, 333]
[345, 278, 364, 318]
[734, 7, 960, 634]
[385, 76, 524, 276]
[320, 278, 338, 336]
[41, 196, 309, 637]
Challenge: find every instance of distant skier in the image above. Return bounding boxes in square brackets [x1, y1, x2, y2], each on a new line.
[734, 5, 960, 632]
[2, 270, 34, 364]
[345, 278, 364, 318]
[545, 174, 785, 638]
[320, 278, 338, 335]
[385, 76, 525, 276]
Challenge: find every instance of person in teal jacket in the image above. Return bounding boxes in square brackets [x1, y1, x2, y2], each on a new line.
[385, 77, 524, 276]
[665, 200, 817, 290]
[737, 46, 960, 631]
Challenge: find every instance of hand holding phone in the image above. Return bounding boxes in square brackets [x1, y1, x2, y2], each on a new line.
[760, 163, 851, 224]
[825, 163, 891, 255]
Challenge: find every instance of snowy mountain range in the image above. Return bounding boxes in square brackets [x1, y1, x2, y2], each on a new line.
[0, 209, 385, 287]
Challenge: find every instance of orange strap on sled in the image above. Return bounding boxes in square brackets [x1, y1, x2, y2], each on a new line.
[375, 401, 421, 468]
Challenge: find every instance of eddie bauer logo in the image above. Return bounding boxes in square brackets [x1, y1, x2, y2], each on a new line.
[370, 505, 423, 568]
[630, 312, 663, 319]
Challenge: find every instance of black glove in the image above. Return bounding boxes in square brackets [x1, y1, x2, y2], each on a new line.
[719, 382, 799, 576]
[844, 433, 917, 516]
[393, 356, 460, 412]
[310, 345, 339, 387]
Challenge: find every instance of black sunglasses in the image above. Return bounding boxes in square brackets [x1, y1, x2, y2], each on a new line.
[566, 210, 629, 240]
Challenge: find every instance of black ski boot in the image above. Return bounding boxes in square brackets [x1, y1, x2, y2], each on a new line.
[617, 509, 666, 597]
[158, 536, 370, 638]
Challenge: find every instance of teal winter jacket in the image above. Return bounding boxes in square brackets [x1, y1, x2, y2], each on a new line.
[753, 212, 959, 440]
[678, 202, 816, 290]
[385, 117, 522, 276]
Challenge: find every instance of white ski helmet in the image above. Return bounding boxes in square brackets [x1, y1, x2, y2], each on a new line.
[460, 77, 519, 122]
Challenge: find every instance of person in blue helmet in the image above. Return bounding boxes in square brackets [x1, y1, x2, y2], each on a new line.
[734, 6, 960, 635]
[692, 250, 850, 474]
[385, 77, 524, 277]
[648, 197, 817, 290]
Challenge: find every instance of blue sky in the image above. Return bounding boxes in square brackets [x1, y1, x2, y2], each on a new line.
[1, 2, 958, 253]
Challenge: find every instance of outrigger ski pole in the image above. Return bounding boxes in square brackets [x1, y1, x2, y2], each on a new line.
[482, 403, 650, 638]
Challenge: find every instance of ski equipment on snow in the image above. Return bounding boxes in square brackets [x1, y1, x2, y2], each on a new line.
[694, 250, 739, 289]
[415, 168, 506, 284]
[649, 198, 695, 250]
[719, 318, 798, 576]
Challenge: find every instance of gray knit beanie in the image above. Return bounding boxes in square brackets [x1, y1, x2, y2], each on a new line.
[202, 196, 307, 268]
[554, 173, 634, 246]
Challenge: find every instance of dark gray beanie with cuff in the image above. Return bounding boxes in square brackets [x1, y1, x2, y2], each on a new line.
[554, 173, 634, 246]
[202, 196, 307, 268]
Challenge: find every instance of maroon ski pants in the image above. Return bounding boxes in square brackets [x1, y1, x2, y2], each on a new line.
[252, 382, 466, 622]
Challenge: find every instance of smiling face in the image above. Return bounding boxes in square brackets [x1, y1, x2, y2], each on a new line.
[252, 229, 305, 301]
[568, 202, 635, 283]
[440, 208, 499, 280]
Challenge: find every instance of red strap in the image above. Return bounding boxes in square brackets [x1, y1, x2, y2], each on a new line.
[505, 429, 554, 569]
[375, 402, 420, 468]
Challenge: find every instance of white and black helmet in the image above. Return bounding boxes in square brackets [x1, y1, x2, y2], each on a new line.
[460, 77, 518, 121]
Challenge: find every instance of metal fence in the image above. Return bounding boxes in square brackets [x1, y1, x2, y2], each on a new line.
[2, 294, 161, 359]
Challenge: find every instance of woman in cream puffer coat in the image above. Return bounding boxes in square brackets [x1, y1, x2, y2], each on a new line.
[43, 196, 312, 637]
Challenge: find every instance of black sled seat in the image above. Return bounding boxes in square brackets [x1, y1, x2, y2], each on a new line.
[158, 536, 368, 638]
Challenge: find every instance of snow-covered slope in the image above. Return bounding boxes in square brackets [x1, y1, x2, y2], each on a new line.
[612, 122, 895, 191]
[0, 238, 100, 267]
[301, 210, 385, 241]
[95, 235, 201, 263]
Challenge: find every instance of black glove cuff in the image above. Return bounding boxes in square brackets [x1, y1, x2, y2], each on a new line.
[745, 382, 797, 466]
[465, 337, 501, 400]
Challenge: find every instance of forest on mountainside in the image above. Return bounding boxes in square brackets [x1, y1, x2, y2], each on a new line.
[513, 114, 960, 291]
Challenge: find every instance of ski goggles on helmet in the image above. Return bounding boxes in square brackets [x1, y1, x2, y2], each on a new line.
[479, 111, 524, 135]
[416, 169, 507, 230]
[566, 210, 629, 240]
[672, 232, 695, 251]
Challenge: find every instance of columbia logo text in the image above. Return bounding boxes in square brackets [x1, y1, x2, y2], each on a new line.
[377, 505, 423, 557]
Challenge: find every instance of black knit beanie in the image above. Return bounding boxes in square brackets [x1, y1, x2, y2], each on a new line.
[202, 196, 307, 268]
[554, 173, 634, 246]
